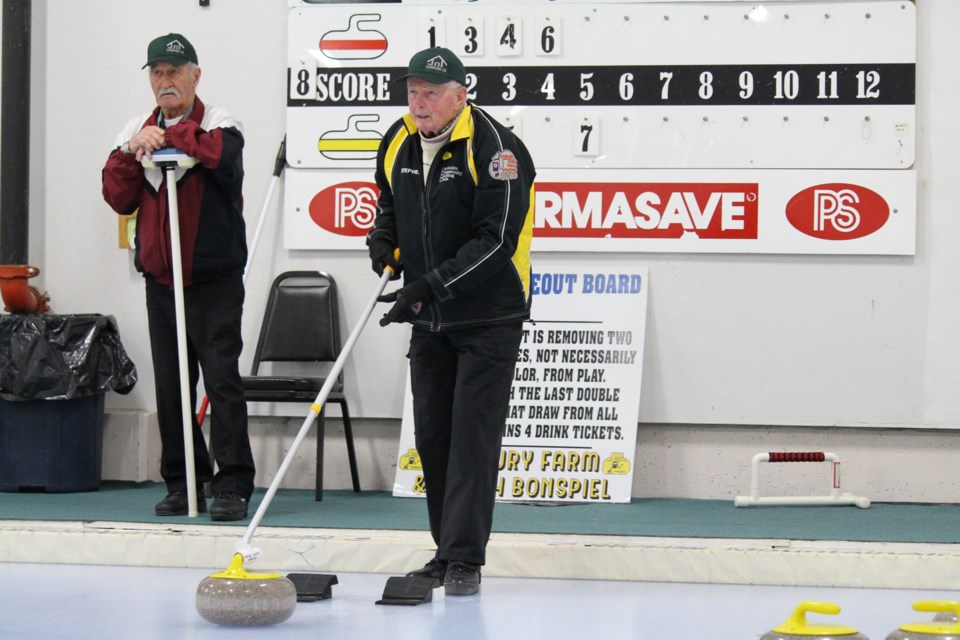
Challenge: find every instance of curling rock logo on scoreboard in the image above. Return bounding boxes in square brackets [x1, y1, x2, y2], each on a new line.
[309, 182, 379, 236]
[785, 183, 889, 240]
[318, 14, 388, 60]
[534, 182, 759, 239]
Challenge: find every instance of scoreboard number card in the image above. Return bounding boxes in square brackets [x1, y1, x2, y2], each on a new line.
[496, 16, 523, 57]
[458, 16, 484, 57]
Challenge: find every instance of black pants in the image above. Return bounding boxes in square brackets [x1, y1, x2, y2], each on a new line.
[145, 273, 255, 499]
[408, 322, 523, 566]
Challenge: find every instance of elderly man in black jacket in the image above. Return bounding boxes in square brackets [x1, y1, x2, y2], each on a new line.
[367, 46, 536, 596]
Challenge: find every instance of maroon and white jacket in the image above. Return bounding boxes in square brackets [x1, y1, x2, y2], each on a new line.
[102, 97, 246, 287]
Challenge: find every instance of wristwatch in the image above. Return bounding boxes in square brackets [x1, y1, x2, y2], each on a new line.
[120, 141, 132, 154]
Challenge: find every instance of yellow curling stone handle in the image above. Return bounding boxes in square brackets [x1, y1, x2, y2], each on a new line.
[901, 600, 960, 634]
[773, 601, 859, 636]
[209, 553, 283, 580]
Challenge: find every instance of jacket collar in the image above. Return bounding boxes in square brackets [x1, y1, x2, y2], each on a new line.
[449, 103, 473, 141]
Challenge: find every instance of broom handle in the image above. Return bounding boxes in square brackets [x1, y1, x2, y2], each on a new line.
[196, 137, 286, 424]
[164, 164, 199, 517]
[245, 137, 286, 281]
[238, 267, 394, 553]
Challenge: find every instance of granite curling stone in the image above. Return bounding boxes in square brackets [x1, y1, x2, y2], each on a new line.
[886, 601, 960, 640]
[761, 601, 870, 640]
[196, 554, 297, 626]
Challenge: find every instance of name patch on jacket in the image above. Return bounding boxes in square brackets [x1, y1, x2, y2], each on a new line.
[489, 150, 518, 181]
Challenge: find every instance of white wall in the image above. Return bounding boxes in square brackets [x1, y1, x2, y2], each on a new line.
[7, 0, 960, 501]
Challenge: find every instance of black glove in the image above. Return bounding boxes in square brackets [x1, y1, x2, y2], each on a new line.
[377, 279, 433, 326]
[367, 237, 402, 281]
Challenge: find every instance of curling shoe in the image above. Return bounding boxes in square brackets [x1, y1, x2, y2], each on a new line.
[443, 561, 481, 596]
[155, 490, 206, 516]
[405, 557, 447, 581]
[210, 493, 249, 521]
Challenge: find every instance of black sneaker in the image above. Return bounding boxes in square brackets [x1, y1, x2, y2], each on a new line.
[210, 493, 249, 521]
[443, 561, 480, 596]
[155, 490, 206, 516]
[405, 557, 447, 581]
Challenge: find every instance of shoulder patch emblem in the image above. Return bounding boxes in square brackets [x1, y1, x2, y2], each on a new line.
[489, 149, 519, 181]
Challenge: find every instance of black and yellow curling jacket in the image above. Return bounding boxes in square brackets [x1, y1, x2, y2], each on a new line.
[370, 103, 536, 332]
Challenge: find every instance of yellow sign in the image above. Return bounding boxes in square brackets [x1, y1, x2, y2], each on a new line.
[398, 448, 422, 470]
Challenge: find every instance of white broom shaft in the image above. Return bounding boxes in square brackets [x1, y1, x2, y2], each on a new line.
[243, 175, 279, 277]
[197, 137, 286, 423]
[243, 138, 286, 278]
[240, 268, 393, 548]
[165, 167, 199, 517]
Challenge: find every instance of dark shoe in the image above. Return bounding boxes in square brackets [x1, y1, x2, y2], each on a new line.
[210, 493, 249, 521]
[155, 490, 206, 516]
[405, 557, 447, 581]
[443, 561, 480, 596]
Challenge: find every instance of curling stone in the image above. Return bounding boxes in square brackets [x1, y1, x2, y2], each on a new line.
[196, 554, 297, 626]
[761, 601, 869, 640]
[886, 601, 960, 640]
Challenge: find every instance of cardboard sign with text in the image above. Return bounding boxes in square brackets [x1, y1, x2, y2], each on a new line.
[393, 266, 648, 503]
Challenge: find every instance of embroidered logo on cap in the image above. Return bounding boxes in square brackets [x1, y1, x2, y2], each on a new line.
[489, 150, 518, 180]
[425, 55, 448, 74]
[165, 40, 186, 55]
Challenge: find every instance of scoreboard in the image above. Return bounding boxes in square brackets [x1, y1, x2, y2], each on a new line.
[284, 0, 916, 255]
[287, 1, 915, 169]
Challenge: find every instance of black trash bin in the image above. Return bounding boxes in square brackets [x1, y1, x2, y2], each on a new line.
[0, 313, 137, 492]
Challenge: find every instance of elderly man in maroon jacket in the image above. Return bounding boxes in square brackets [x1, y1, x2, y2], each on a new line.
[102, 33, 254, 522]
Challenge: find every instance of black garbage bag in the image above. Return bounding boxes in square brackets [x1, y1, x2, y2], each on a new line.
[0, 314, 138, 401]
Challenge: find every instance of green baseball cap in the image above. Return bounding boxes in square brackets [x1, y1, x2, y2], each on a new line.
[397, 47, 466, 86]
[142, 33, 198, 69]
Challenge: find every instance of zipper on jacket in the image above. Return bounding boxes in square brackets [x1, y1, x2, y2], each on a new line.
[419, 139, 445, 332]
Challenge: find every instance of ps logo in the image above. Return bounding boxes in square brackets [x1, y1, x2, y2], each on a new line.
[309, 182, 380, 236]
[335, 186, 377, 229]
[814, 189, 861, 233]
[786, 183, 889, 241]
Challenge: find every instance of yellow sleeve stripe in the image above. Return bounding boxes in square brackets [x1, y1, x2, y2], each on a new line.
[383, 125, 411, 190]
[511, 183, 536, 299]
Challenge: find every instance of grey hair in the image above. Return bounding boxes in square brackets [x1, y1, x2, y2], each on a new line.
[147, 61, 199, 74]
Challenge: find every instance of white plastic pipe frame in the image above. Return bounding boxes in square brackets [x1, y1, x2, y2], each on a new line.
[734, 451, 871, 508]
